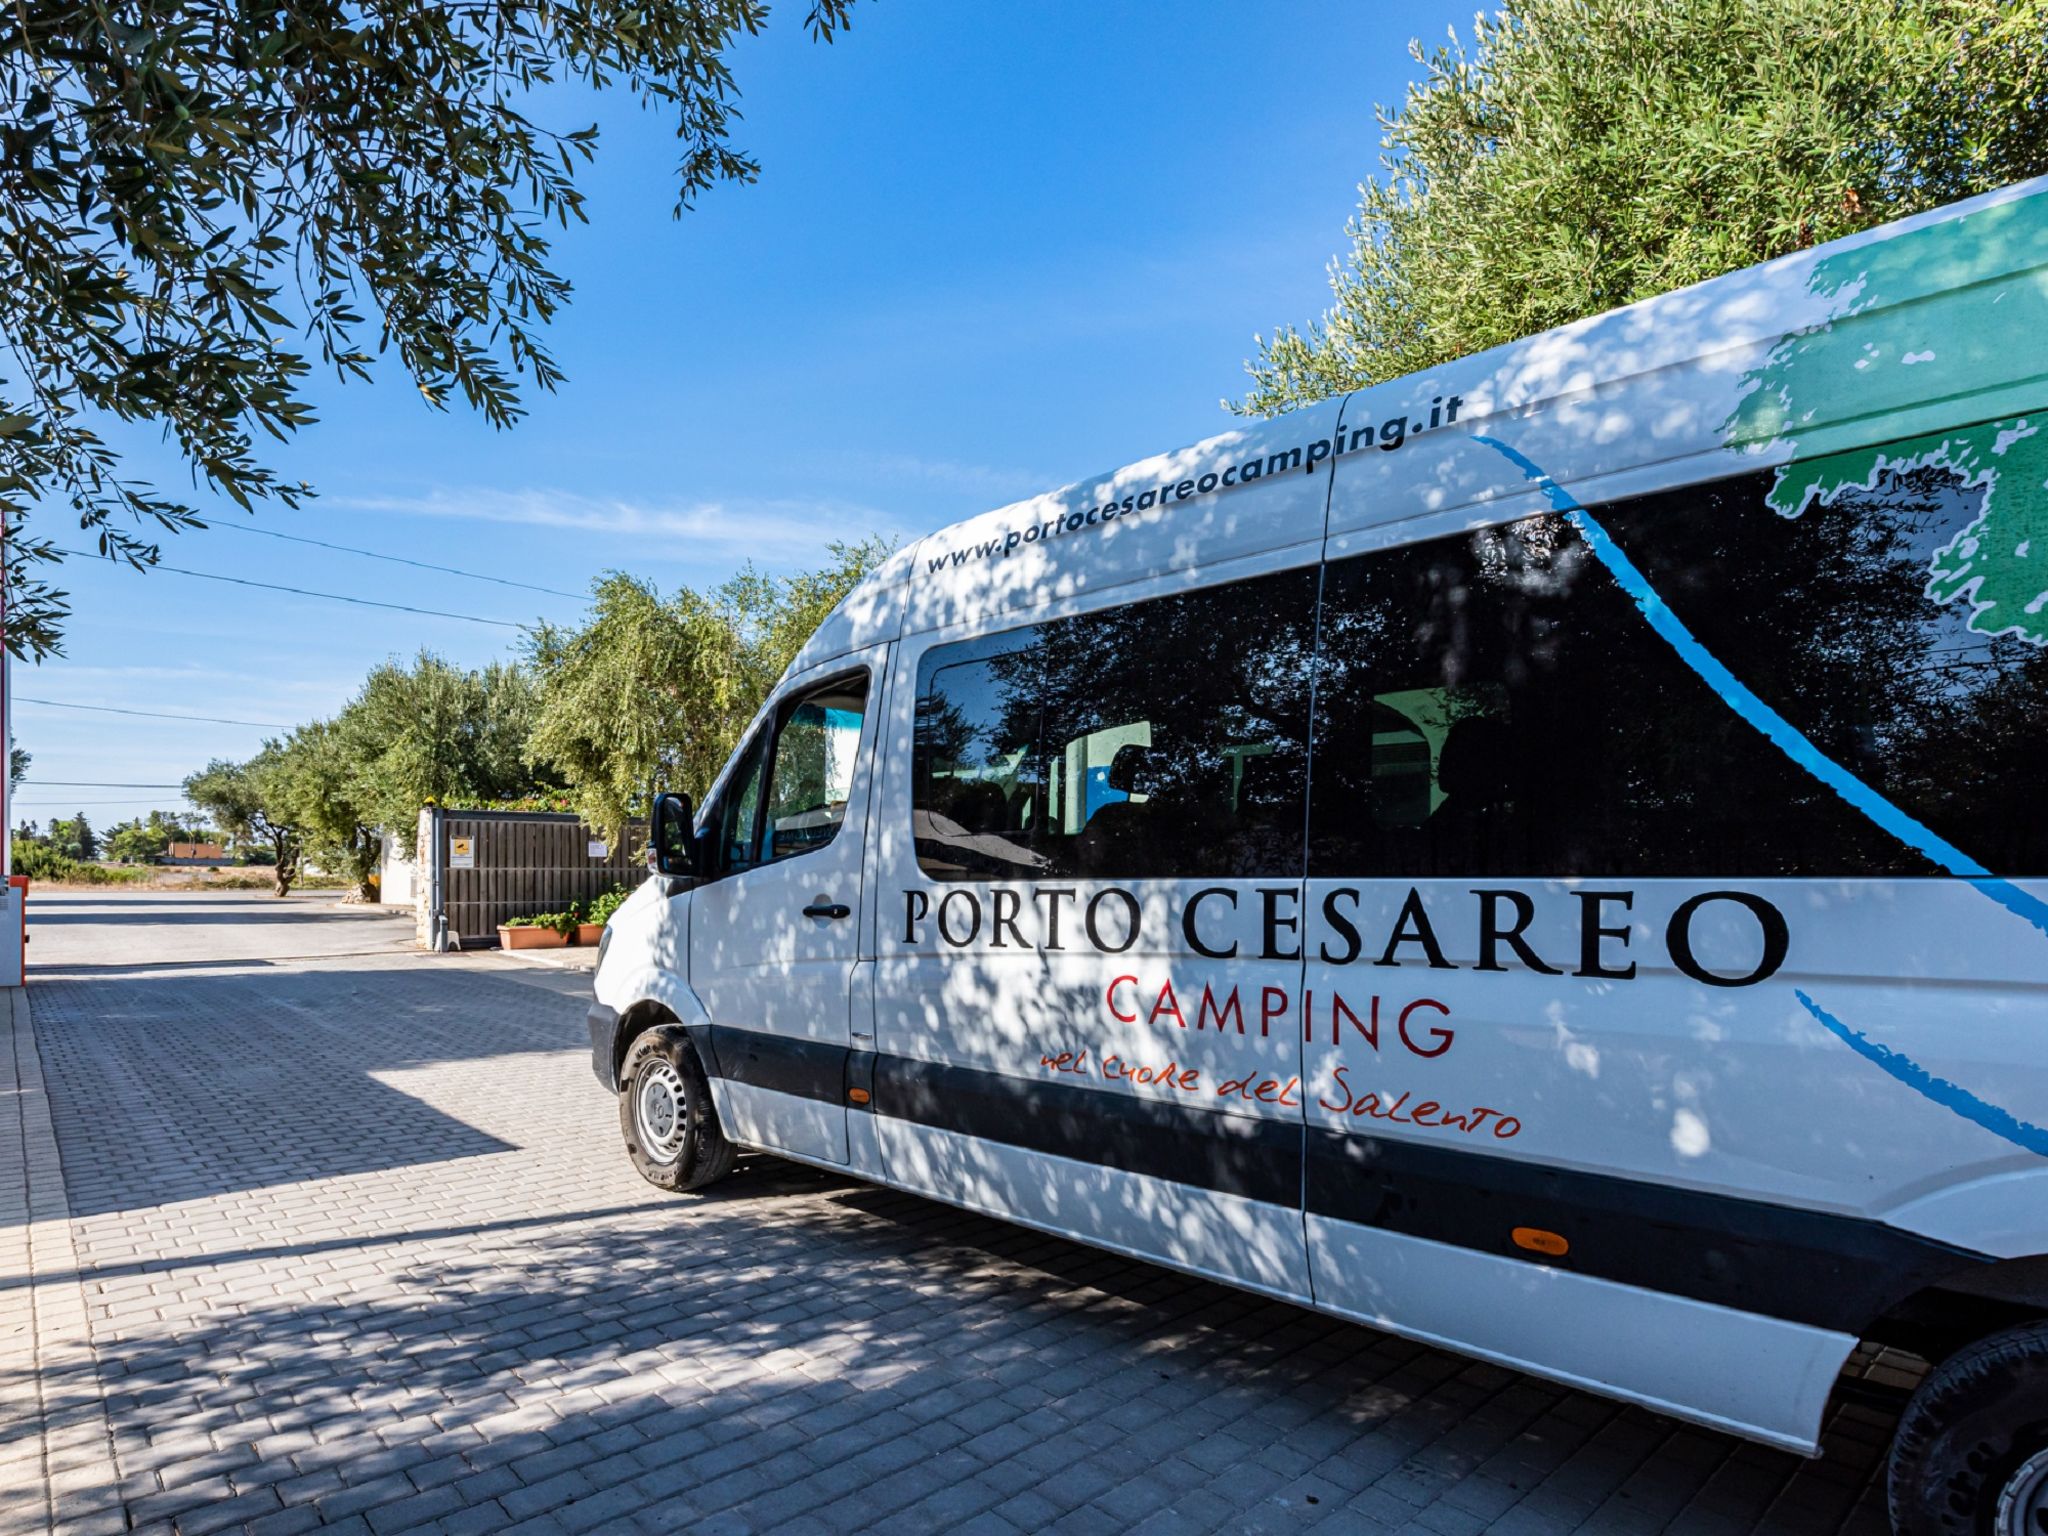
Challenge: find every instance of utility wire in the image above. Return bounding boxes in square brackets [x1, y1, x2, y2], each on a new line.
[209, 523, 587, 601]
[14, 697, 289, 730]
[19, 779, 186, 788]
[52, 547, 528, 629]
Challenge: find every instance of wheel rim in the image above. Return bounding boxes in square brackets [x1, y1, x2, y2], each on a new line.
[1999, 1445, 2048, 1536]
[634, 1060, 689, 1162]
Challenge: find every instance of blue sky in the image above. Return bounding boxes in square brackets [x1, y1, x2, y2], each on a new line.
[16, 0, 1469, 832]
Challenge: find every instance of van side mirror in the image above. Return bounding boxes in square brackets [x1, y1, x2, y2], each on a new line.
[651, 792, 698, 880]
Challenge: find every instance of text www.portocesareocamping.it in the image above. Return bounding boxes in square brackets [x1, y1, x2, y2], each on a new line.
[923, 393, 1466, 575]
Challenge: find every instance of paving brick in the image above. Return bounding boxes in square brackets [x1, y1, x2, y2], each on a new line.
[6, 892, 1926, 1536]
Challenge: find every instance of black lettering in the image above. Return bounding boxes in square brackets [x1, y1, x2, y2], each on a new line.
[1473, 889, 1561, 974]
[937, 890, 982, 947]
[1667, 891, 1789, 988]
[1086, 888, 1141, 954]
[1182, 887, 1239, 959]
[1445, 395, 1463, 423]
[1575, 891, 1637, 979]
[1374, 887, 1453, 970]
[1175, 478, 1196, 500]
[990, 889, 1025, 949]
[1319, 887, 1362, 964]
[1266, 447, 1302, 475]
[1378, 418, 1408, 450]
[902, 889, 930, 945]
[1034, 886, 1077, 950]
[1260, 886, 1302, 961]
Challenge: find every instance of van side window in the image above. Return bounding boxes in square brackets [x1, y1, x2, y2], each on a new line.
[912, 567, 1319, 880]
[1307, 506, 1922, 877]
[709, 731, 769, 877]
[760, 676, 869, 864]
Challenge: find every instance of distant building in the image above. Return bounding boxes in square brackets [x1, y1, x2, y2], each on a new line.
[164, 842, 226, 865]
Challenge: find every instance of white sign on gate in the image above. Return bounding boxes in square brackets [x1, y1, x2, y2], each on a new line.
[449, 836, 475, 870]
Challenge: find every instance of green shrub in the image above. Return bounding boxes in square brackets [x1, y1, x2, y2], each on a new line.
[586, 885, 633, 928]
[503, 910, 577, 936]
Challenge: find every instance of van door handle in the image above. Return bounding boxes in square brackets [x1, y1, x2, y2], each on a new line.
[803, 898, 851, 920]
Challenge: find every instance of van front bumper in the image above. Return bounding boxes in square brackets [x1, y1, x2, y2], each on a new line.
[587, 1001, 621, 1091]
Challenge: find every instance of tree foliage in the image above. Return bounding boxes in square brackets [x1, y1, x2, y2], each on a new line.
[0, 0, 859, 660]
[1234, 0, 2048, 415]
[186, 753, 301, 894]
[332, 652, 548, 837]
[525, 538, 891, 844]
[104, 808, 215, 863]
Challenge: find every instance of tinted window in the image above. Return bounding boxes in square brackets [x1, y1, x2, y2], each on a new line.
[710, 732, 768, 876]
[1307, 509, 1916, 877]
[913, 567, 1319, 880]
[1601, 459, 2048, 876]
[762, 679, 868, 863]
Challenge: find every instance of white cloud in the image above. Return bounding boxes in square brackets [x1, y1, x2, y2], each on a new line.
[337, 488, 917, 564]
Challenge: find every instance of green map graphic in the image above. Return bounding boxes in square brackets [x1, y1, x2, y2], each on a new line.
[1725, 193, 2048, 645]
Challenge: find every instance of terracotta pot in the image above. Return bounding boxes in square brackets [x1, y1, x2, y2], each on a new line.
[498, 924, 568, 950]
[574, 923, 604, 946]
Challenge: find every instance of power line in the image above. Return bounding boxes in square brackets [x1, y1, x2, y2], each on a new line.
[18, 779, 185, 788]
[14, 696, 289, 729]
[210, 523, 587, 601]
[52, 547, 528, 629]
[12, 799, 191, 809]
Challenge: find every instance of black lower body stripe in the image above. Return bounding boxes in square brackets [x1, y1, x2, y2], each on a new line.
[701, 1026, 1986, 1335]
[874, 1053, 1302, 1206]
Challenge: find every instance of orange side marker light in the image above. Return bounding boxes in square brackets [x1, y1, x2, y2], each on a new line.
[847, 1086, 871, 1105]
[1512, 1226, 1569, 1258]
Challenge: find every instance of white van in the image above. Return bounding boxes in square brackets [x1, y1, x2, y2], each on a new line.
[588, 179, 2048, 1534]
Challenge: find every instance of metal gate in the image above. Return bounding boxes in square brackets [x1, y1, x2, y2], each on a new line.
[419, 807, 648, 950]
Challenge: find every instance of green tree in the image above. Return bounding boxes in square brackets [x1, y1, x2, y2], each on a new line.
[1235, 0, 2048, 417]
[525, 538, 890, 844]
[106, 808, 217, 864]
[8, 747, 26, 789]
[46, 811, 95, 861]
[267, 721, 381, 900]
[186, 753, 301, 895]
[0, 0, 860, 660]
[332, 653, 551, 836]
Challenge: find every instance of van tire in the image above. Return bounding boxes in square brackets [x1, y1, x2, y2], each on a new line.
[1888, 1320, 2048, 1535]
[618, 1026, 736, 1192]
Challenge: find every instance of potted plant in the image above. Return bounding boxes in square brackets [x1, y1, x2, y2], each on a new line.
[571, 899, 602, 947]
[498, 911, 573, 949]
[575, 886, 631, 945]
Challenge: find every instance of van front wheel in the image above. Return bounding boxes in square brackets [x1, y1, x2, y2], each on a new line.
[1889, 1320, 2048, 1535]
[618, 1026, 736, 1192]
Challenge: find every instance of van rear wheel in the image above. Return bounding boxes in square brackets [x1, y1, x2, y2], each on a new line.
[618, 1025, 736, 1192]
[1888, 1321, 2048, 1535]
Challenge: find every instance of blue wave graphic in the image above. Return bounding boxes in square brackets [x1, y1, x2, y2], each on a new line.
[1796, 991, 2048, 1156]
[1472, 432, 2048, 1156]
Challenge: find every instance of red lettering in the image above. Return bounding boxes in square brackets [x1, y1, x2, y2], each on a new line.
[1195, 983, 1244, 1034]
[1317, 1065, 1355, 1113]
[1149, 980, 1187, 1029]
[1106, 975, 1139, 1023]
[1329, 990, 1379, 1048]
[1398, 997, 1454, 1058]
[1260, 986, 1290, 1038]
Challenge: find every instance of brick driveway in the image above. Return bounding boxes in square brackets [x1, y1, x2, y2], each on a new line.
[4, 890, 1916, 1536]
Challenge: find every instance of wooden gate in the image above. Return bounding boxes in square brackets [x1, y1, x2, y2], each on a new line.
[419, 808, 647, 949]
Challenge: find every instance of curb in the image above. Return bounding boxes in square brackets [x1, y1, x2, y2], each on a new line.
[2, 989, 126, 1536]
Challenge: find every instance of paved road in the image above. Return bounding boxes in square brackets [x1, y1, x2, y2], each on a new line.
[5, 890, 1915, 1535]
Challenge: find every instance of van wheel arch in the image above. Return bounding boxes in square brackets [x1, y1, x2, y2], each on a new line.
[1868, 1258, 2048, 1366]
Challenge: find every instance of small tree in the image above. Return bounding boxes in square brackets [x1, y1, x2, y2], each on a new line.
[186, 755, 301, 895]
[333, 653, 553, 837]
[268, 722, 382, 901]
[1234, 0, 2048, 415]
[46, 811, 96, 861]
[525, 539, 890, 846]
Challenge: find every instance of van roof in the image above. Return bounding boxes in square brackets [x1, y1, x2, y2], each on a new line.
[790, 175, 2048, 677]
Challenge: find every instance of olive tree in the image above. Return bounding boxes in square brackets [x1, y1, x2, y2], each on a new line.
[0, 0, 860, 660]
[1235, 0, 2048, 415]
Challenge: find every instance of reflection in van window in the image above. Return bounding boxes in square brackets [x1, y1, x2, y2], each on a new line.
[912, 568, 1320, 880]
[763, 685, 869, 864]
[1307, 476, 2032, 877]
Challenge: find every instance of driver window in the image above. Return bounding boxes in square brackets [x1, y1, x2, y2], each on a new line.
[761, 674, 870, 864]
[712, 732, 769, 876]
